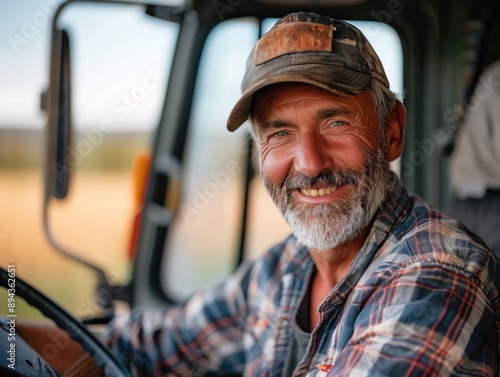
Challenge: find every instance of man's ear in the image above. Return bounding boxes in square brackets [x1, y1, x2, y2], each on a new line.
[385, 100, 406, 162]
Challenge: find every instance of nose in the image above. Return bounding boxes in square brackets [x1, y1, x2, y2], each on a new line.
[293, 131, 330, 178]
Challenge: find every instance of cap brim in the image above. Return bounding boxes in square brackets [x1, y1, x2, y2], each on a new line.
[226, 64, 370, 132]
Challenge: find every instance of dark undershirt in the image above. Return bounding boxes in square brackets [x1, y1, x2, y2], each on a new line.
[281, 275, 313, 377]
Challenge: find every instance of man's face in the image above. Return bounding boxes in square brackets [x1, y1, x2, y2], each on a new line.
[251, 83, 393, 251]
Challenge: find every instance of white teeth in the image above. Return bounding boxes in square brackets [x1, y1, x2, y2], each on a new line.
[300, 186, 337, 197]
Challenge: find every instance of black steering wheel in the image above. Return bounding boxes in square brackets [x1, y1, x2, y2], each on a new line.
[0, 267, 132, 377]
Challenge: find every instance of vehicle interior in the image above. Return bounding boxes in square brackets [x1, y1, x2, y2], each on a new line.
[1, 0, 499, 375]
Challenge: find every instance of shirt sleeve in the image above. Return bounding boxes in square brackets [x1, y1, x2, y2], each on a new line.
[327, 262, 497, 377]
[106, 260, 254, 377]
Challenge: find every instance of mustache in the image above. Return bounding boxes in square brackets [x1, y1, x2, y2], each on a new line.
[283, 169, 363, 191]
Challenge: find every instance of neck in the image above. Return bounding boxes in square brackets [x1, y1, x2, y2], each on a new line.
[307, 225, 371, 331]
[309, 224, 371, 290]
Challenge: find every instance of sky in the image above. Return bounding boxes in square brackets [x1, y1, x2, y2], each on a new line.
[0, 1, 178, 130]
[0, 1, 402, 130]
[0, 1, 55, 128]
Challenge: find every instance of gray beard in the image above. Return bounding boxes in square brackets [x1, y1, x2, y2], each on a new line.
[262, 144, 392, 251]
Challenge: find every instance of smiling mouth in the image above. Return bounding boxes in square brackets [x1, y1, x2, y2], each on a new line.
[299, 185, 338, 197]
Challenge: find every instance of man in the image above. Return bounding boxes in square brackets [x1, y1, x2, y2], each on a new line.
[107, 12, 500, 376]
[445, 59, 500, 259]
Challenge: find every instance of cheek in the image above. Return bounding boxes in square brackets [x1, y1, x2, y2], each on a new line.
[259, 147, 292, 186]
[321, 136, 374, 170]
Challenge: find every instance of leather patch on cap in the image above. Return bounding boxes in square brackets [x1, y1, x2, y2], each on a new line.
[255, 22, 333, 65]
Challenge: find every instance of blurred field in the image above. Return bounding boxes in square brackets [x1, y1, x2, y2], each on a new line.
[0, 168, 133, 319]
[0, 129, 144, 319]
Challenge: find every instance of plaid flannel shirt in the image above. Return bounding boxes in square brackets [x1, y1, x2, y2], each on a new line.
[107, 176, 500, 376]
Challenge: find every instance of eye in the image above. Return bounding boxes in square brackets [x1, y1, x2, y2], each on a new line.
[274, 130, 288, 137]
[330, 120, 346, 127]
[268, 130, 288, 140]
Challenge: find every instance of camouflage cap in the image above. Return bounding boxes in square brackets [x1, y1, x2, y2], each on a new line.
[227, 12, 389, 131]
